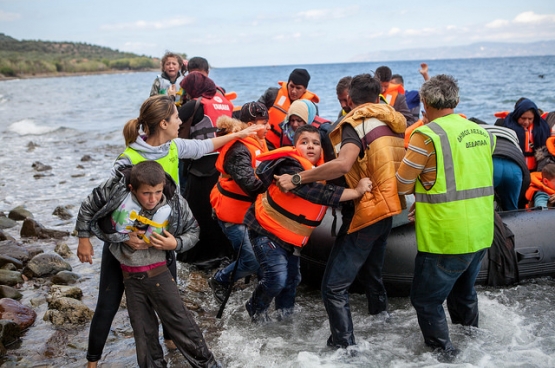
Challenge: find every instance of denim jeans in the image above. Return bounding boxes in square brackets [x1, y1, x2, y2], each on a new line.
[410, 249, 487, 351]
[248, 234, 301, 316]
[322, 217, 392, 348]
[214, 221, 260, 284]
[493, 157, 523, 211]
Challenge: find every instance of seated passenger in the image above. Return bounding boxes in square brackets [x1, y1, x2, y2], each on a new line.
[525, 163, 555, 208]
[502, 98, 551, 171]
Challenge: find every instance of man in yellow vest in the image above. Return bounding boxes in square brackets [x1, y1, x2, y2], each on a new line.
[275, 74, 406, 348]
[396, 74, 495, 362]
[258, 68, 320, 149]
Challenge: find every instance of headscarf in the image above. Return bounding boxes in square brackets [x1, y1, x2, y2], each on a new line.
[180, 71, 216, 99]
[503, 98, 550, 152]
[280, 100, 317, 144]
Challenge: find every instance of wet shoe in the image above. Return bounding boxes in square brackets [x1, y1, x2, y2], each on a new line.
[245, 300, 270, 323]
[434, 347, 460, 363]
[208, 277, 228, 304]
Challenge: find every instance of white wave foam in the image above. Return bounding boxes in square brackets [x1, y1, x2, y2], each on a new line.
[7, 119, 59, 135]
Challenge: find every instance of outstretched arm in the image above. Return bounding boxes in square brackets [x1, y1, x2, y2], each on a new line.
[419, 63, 430, 82]
[210, 124, 264, 151]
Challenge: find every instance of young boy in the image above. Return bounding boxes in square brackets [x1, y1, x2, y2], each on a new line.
[149, 51, 185, 106]
[243, 125, 372, 322]
[76, 161, 220, 368]
[526, 163, 555, 208]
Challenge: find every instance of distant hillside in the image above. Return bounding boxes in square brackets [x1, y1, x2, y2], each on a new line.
[351, 40, 555, 63]
[0, 33, 185, 78]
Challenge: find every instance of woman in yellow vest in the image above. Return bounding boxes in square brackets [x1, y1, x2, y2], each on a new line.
[208, 102, 270, 303]
[77, 94, 261, 368]
[243, 125, 372, 322]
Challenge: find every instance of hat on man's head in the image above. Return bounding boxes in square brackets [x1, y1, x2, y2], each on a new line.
[239, 101, 268, 123]
[288, 68, 311, 88]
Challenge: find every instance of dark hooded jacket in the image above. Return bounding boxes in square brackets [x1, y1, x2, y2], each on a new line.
[503, 98, 550, 153]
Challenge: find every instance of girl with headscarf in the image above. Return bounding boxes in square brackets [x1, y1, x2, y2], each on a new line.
[503, 98, 550, 171]
[279, 99, 317, 147]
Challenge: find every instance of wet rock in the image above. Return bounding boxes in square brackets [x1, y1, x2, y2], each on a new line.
[80, 155, 92, 162]
[31, 161, 52, 172]
[0, 229, 15, 241]
[26, 141, 38, 151]
[22, 253, 72, 278]
[0, 341, 5, 356]
[71, 173, 85, 178]
[20, 218, 69, 239]
[0, 255, 23, 270]
[54, 242, 72, 259]
[52, 206, 72, 220]
[76, 164, 84, 169]
[29, 296, 46, 308]
[8, 206, 33, 221]
[43, 297, 93, 325]
[0, 286, 22, 300]
[0, 240, 30, 263]
[1, 263, 17, 271]
[0, 270, 24, 286]
[0, 320, 21, 346]
[0, 298, 37, 330]
[48, 285, 83, 300]
[51, 271, 80, 285]
[0, 215, 17, 230]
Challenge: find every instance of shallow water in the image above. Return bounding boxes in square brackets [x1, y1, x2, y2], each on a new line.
[1, 57, 555, 367]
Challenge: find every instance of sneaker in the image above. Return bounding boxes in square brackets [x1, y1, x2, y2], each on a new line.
[208, 277, 228, 304]
[434, 347, 460, 363]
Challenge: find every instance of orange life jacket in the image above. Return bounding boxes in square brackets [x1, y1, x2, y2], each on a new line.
[254, 147, 326, 247]
[382, 83, 405, 107]
[546, 136, 555, 155]
[266, 82, 320, 148]
[404, 119, 424, 148]
[189, 93, 233, 140]
[494, 111, 509, 119]
[210, 137, 268, 224]
[525, 171, 555, 207]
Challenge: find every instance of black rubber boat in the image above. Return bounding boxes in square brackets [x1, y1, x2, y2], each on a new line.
[299, 199, 555, 297]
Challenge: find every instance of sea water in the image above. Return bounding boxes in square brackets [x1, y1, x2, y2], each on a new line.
[0, 56, 555, 367]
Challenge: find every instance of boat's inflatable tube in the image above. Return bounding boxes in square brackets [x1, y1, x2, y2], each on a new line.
[300, 198, 555, 297]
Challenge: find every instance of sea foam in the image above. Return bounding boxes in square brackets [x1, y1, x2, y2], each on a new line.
[7, 119, 59, 135]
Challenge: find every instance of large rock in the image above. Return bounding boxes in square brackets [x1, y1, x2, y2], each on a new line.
[0, 270, 24, 286]
[51, 271, 80, 285]
[48, 285, 83, 300]
[20, 218, 69, 240]
[22, 253, 72, 278]
[0, 298, 36, 330]
[43, 297, 93, 325]
[0, 255, 23, 270]
[0, 240, 30, 263]
[0, 286, 22, 300]
[0, 215, 17, 230]
[54, 242, 72, 259]
[8, 206, 33, 221]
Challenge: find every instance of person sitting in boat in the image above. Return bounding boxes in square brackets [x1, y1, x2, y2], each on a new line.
[470, 117, 531, 210]
[375, 65, 418, 126]
[500, 98, 551, 172]
[258, 68, 320, 150]
[185, 56, 232, 103]
[149, 51, 185, 107]
[76, 161, 221, 368]
[525, 163, 555, 208]
[335, 76, 352, 120]
[207, 102, 270, 303]
[279, 99, 335, 162]
[243, 124, 372, 323]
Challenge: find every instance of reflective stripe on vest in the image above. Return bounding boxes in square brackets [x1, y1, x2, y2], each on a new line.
[413, 115, 495, 254]
[120, 141, 179, 185]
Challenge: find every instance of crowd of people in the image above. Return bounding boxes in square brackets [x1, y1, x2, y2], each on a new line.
[75, 51, 555, 367]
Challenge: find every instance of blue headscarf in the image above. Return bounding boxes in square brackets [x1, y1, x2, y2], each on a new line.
[280, 100, 317, 144]
[503, 98, 550, 152]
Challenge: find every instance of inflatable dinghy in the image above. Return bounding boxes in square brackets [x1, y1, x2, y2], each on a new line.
[300, 198, 555, 297]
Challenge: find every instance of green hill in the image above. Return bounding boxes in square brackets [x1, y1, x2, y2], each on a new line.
[0, 33, 185, 78]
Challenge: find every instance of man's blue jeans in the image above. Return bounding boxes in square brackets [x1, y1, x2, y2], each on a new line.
[410, 249, 487, 351]
[322, 217, 392, 348]
[248, 234, 301, 315]
[214, 221, 259, 284]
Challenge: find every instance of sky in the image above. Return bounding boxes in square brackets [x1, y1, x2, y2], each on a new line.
[1, 0, 554, 68]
